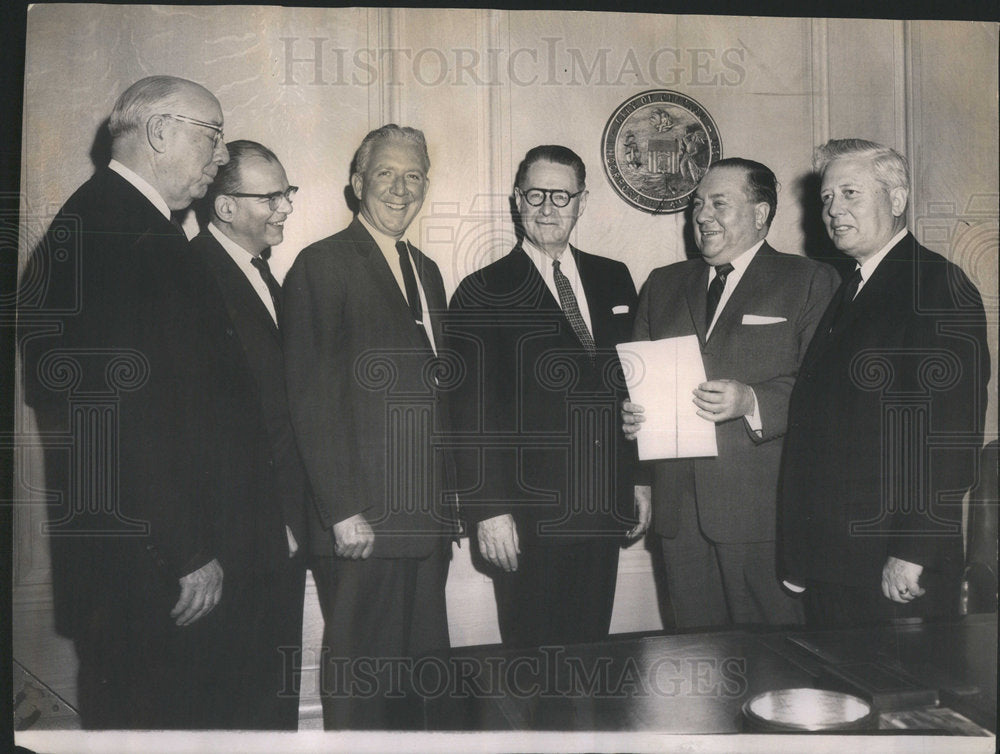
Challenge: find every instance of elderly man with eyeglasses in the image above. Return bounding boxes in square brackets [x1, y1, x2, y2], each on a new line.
[19, 76, 285, 728]
[447, 145, 648, 650]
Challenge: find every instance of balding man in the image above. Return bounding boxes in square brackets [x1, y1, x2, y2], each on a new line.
[19, 76, 265, 728]
[624, 158, 839, 630]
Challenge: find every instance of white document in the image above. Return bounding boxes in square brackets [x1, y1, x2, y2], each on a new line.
[616, 336, 718, 460]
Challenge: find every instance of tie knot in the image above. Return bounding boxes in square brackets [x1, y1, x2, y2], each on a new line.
[715, 262, 734, 280]
[251, 255, 270, 273]
[552, 259, 561, 273]
[396, 240, 408, 258]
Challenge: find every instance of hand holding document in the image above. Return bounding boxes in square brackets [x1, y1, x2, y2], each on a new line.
[616, 335, 718, 460]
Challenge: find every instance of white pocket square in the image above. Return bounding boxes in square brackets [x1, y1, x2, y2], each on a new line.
[612, 305, 630, 315]
[742, 314, 787, 325]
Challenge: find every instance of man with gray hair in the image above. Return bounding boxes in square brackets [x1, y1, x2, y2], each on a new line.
[19, 76, 264, 728]
[283, 124, 455, 729]
[779, 139, 990, 626]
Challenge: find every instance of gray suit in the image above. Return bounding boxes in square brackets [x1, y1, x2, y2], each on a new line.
[634, 243, 838, 628]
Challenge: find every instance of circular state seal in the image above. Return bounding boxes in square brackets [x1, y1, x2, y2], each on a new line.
[602, 90, 722, 214]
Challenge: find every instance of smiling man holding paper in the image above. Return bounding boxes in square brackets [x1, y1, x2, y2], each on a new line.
[622, 158, 839, 630]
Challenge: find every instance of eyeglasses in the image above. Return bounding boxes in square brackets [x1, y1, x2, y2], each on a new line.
[518, 187, 584, 208]
[227, 186, 299, 211]
[160, 113, 225, 148]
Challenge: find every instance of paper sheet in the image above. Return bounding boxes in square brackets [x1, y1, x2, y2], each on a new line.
[616, 336, 718, 460]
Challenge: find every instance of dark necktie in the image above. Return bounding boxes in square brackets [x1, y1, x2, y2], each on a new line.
[395, 240, 424, 325]
[552, 258, 596, 356]
[826, 267, 863, 334]
[169, 212, 187, 238]
[251, 250, 282, 324]
[705, 262, 734, 328]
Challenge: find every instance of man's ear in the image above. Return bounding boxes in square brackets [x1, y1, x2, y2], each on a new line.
[214, 194, 235, 223]
[754, 202, 770, 230]
[146, 114, 169, 154]
[350, 173, 363, 201]
[889, 186, 908, 218]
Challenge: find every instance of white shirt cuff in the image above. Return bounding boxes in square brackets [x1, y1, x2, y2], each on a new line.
[744, 388, 763, 434]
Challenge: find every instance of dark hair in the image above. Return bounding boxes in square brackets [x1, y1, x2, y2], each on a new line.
[203, 140, 280, 210]
[514, 145, 586, 190]
[708, 157, 778, 227]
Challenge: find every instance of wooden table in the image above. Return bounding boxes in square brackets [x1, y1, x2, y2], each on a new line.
[422, 614, 997, 734]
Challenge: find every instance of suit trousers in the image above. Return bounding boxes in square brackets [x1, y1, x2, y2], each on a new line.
[661, 495, 802, 630]
[803, 573, 961, 628]
[493, 537, 620, 649]
[74, 556, 231, 729]
[217, 555, 307, 730]
[311, 546, 450, 729]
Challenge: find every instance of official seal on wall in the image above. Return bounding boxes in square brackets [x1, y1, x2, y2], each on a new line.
[602, 90, 722, 214]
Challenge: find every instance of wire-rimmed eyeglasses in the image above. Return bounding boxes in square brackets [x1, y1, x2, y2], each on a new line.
[159, 113, 225, 149]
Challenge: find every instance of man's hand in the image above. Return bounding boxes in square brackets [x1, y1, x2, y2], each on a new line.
[693, 379, 754, 423]
[622, 401, 645, 441]
[477, 514, 520, 572]
[171, 558, 223, 627]
[627, 485, 652, 540]
[333, 513, 374, 560]
[881, 556, 925, 603]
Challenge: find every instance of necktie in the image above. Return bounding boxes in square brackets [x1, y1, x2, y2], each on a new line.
[395, 241, 423, 325]
[552, 258, 596, 356]
[825, 267, 863, 334]
[705, 262, 734, 328]
[251, 251, 282, 323]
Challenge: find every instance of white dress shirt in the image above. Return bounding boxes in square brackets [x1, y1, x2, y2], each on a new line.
[108, 159, 171, 221]
[706, 240, 766, 433]
[358, 214, 436, 354]
[854, 228, 908, 297]
[522, 238, 594, 337]
[208, 223, 278, 325]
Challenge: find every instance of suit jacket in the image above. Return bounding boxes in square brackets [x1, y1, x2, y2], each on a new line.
[19, 168, 268, 636]
[633, 243, 839, 543]
[282, 218, 453, 558]
[190, 229, 309, 565]
[447, 244, 639, 545]
[780, 234, 990, 587]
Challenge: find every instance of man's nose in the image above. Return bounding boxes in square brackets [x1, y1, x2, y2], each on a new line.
[214, 140, 229, 165]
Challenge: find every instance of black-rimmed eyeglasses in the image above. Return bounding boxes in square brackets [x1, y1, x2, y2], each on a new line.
[518, 187, 584, 208]
[159, 113, 225, 149]
[227, 186, 299, 211]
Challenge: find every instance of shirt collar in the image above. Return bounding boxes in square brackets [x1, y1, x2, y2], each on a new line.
[208, 221, 261, 260]
[358, 213, 412, 258]
[108, 159, 172, 221]
[857, 228, 908, 282]
[522, 237, 576, 273]
[710, 238, 765, 278]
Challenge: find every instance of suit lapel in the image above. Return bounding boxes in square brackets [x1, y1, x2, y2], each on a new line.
[707, 243, 774, 343]
[684, 262, 711, 345]
[349, 218, 436, 352]
[574, 246, 611, 349]
[802, 234, 913, 368]
[199, 232, 280, 344]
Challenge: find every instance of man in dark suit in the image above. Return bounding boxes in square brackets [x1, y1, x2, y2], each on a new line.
[283, 124, 454, 729]
[448, 145, 649, 649]
[17, 76, 265, 728]
[779, 139, 990, 627]
[189, 140, 308, 728]
[623, 158, 839, 630]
